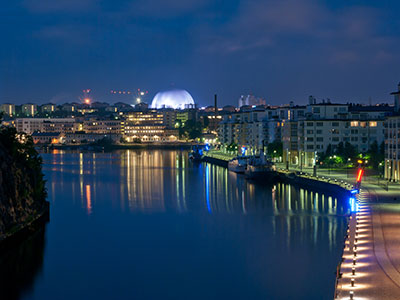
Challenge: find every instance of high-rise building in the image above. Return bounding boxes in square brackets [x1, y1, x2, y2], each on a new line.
[21, 103, 37, 116]
[0, 103, 15, 116]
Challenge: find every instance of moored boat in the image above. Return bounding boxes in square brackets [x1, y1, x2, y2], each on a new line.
[244, 153, 276, 180]
[228, 157, 247, 173]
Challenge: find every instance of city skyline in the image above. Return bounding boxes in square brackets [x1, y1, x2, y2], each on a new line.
[1, 0, 400, 106]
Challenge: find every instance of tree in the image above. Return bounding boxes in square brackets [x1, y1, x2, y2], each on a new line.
[267, 140, 283, 158]
[343, 142, 357, 161]
[181, 120, 203, 140]
[367, 141, 385, 168]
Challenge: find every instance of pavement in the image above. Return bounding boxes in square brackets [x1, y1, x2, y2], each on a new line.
[279, 163, 400, 299]
[274, 163, 400, 299]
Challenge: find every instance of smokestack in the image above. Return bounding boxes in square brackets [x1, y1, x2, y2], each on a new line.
[214, 94, 218, 115]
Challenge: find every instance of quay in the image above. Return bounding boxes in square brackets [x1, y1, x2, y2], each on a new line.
[202, 153, 400, 299]
[335, 183, 400, 300]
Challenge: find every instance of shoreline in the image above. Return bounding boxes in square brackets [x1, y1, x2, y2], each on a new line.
[43, 142, 195, 151]
[202, 154, 352, 299]
[0, 201, 50, 252]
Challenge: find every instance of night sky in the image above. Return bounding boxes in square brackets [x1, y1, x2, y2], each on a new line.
[1, 0, 400, 106]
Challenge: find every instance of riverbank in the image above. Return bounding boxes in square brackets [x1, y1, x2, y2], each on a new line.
[202, 154, 400, 299]
[46, 142, 195, 151]
[0, 202, 49, 251]
[334, 184, 400, 299]
[202, 154, 352, 197]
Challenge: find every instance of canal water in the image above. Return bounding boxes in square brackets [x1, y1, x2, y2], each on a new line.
[2, 150, 349, 300]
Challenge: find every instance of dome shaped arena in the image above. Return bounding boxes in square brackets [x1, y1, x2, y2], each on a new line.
[151, 89, 195, 109]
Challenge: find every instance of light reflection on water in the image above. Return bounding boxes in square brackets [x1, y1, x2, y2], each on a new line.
[18, 149, 349, 300]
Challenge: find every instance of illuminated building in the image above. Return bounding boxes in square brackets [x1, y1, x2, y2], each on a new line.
[21, 103, 37, 116]
[124, 111, 178, 142]
[15, 118, 75, 134]
[0, 103, 15, 116]
[40, 103, 56, 114]
[82, 118, 124, 134]
[151, 89, 195, 109]
[385, 83, 400, 181]
[282, 100, 390, 167]
[32, 132, 64, 144]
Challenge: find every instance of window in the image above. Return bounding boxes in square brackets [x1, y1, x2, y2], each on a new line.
[360, 122, 367, 128]
[307, 137, 314, 141]
[307, 122, 313, 127]
[316, 137, 323, 142]
[369, 121, 377, 127]
[316, 130, 322, 134]
[332, 122, 339, 127]
[313, 107, 320, 113]
[316, 122, 323, 127]
[351, 121, 359, 127]
[307, 145, 314, 150]
[332, 137, 340, 142]
[307, 130, 313, 134]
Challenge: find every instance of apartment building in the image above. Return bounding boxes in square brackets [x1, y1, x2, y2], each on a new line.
[0, 103, 15, 116]
[385, 115, 400, 181]
[21, 103, 37, 116]
[282, 102, 391, 167]
[82, 119, 124, 135]
[15, 118, 75, 134]
[41, 103, 57, 114]
[218, 108, 282, 154]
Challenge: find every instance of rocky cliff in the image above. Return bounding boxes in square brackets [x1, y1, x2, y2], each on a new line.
[0, 127, 48, 240]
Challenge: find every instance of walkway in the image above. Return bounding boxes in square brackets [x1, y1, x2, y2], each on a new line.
[275, 163, 400, 299]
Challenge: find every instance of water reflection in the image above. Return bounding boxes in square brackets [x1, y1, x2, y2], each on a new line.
[0, 225, 46, 300]
[42, 150, 348, 247]
[34, 149, 349, 300]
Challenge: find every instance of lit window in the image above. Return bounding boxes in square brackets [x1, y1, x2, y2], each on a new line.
[369, 121, 377, 127]
[350, 121, 359, 127]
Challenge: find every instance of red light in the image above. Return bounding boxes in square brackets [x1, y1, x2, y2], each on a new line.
[356, 169, 364, 182]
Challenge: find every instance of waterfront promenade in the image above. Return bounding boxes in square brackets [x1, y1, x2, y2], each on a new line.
[274, 163, 400, 299]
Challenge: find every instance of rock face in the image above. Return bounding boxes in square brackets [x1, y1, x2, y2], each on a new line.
[0, 127, 47, 239]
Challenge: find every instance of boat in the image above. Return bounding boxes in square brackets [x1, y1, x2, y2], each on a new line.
[228, 157, 248, 173]
[189, 145, 204, 162]
[244, 153, 276, 180]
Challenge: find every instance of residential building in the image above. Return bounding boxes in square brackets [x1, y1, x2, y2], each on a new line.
[15, 118, 75, 134]
[32, 132, 64, 144]
[21, 103, 37, 116]
[82, 118, 124, 134]
[238, 95, 266, 107]
[40, 103, 57, 114]
[385, 115, 400, 181]
[0, 103, 15, 116]
[385, 83, 400, 181]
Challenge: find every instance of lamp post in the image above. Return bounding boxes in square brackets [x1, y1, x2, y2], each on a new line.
[313, 151, 317, 177]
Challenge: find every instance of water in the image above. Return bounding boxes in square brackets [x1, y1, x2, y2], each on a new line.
[1, 150, 349, 300]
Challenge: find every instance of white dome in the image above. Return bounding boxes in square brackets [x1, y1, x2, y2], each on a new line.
[151, 89, 195, 109]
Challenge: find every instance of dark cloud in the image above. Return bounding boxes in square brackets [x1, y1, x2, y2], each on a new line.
[1, 0, 400, 105]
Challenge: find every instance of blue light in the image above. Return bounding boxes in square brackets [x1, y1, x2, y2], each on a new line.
[241, 146, 246, 156]
[350, 189, 359, 194]
[349, 197, 358, 213]
[205, 164, 211, 213]
[205, 144, 210, 151]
